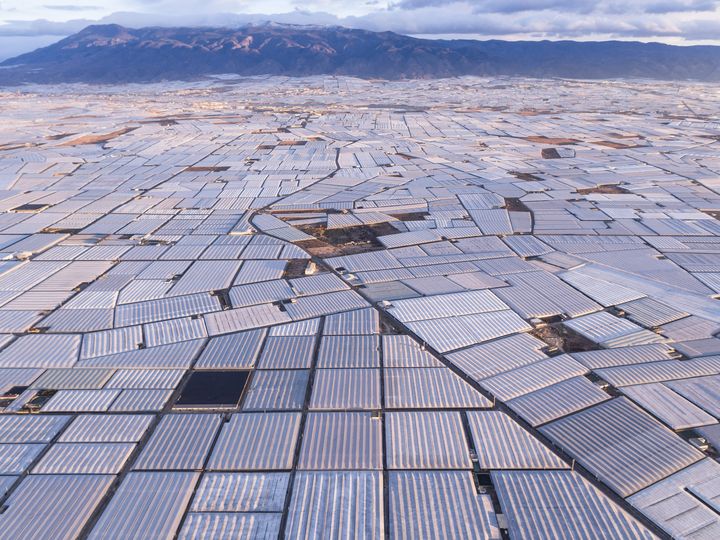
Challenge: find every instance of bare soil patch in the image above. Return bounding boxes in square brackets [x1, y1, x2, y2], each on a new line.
[525, 136, 579, 145]
[60, 126, 138, 146]
[577, 185, 630, 195]
[531, 322, 599, 354]
[296, 222, 398, 257]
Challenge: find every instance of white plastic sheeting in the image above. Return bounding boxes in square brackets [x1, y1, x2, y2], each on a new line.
[493, 470, 655, 540]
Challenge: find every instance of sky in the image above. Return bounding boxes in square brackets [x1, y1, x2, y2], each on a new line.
[1, 0, 720, 59]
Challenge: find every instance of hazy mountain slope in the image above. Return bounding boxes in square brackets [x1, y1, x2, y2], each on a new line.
[2, 23, 719, 83]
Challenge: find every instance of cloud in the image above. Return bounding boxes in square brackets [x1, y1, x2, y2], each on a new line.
[0, 17, 92, 36]
[42, 5, 103, 10]
[390, 0, 453, 8]
[640, 0, 719, 13]
[677, 17, 720, 39]
[392, 0, 720, 14]
[393, 0, 586, 13]
[0, 0, 718, 61]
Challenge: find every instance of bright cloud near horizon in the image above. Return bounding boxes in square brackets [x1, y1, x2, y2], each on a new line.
[1, 0, 720, 59]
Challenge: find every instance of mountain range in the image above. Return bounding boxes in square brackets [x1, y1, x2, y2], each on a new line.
[2, 23, 720, 84]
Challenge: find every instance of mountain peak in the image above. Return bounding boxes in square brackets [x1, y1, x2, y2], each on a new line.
[78, 23, 128, 34]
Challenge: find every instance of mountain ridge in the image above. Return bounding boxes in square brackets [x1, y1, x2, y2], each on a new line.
[2, 23, 720, 84]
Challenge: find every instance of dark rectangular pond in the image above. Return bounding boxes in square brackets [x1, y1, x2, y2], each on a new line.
[175, 370, 250, 408]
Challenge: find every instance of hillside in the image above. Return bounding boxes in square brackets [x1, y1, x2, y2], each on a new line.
[2, 23, 719, 83]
